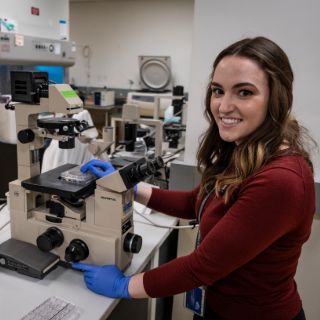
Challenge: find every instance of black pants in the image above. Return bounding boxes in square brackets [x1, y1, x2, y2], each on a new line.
[193, 307, 306, 320]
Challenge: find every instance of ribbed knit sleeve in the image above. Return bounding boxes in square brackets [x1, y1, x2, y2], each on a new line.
[146, 186, 200, 220]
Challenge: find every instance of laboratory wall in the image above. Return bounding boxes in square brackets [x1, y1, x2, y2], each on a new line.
[185, 0, 320, 177]
[69, 0, 194, 91]
[0, 0, 69, 39]
[178, 1, 320, 320]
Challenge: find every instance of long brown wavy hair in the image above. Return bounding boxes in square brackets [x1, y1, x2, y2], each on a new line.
[197, 37, 316, 202]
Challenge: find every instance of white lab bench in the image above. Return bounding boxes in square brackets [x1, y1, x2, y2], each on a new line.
[0, 205, 178, 320]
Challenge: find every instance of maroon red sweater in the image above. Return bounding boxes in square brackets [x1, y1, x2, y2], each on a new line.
[143, 155, 315, 320]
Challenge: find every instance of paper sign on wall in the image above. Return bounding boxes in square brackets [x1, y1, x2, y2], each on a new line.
[31, 7, 40, 16]
[59, 20, 68, 40]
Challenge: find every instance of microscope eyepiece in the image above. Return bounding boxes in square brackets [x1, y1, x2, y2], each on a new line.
[138, 161, 156, 176]
[151, 156, 164, 170]
[124, 156, 165, 185]
[129, 159, 157, 181]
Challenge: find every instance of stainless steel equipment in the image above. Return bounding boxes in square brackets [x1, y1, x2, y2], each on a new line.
[0, 32, 75, 66]
[138, 55, 172, 92]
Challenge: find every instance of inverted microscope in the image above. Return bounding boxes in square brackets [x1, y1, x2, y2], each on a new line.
[0, 71, 163, 278]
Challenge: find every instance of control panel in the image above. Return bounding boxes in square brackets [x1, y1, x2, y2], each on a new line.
[0, 32, 75, 66]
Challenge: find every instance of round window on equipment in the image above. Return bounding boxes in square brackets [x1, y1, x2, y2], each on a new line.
[139, 56, 172, 91]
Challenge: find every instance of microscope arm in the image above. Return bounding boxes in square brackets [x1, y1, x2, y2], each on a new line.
[87, 140, 114, 158]
[78, 125, 114, 159]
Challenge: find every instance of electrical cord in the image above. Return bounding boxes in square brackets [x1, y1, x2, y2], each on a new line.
[0, 220, 10, 232]
[162, 147, 185, 161]
[134, 208, 198, 230]
[162, 150, 183, 159]
[0, 203, 9, 232]
[0, 202, 7, 212]
[173, 109, 183, 117]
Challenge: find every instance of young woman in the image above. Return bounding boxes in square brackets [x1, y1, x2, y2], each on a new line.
[73, 37, 316, 320]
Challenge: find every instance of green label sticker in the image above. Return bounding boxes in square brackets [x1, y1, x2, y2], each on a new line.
[61, 90, 78, 98]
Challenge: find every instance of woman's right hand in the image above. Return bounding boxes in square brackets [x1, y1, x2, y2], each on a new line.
[81, 159, 116, 178]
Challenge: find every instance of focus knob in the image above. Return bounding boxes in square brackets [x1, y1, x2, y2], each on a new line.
[17, 129, 35, 144]
[37, 227, 64, 252]
[65, 239, 89, 262]
[123, 233, 142, 254]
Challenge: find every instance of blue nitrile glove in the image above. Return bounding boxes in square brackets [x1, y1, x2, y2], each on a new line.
[81, 159, 116, 178]
[72, 263, 131, 299]
[133, 184, 138, 200]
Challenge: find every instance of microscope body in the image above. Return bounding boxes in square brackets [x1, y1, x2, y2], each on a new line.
[9, 173, 137, 269]
[8, 72, 143, 271]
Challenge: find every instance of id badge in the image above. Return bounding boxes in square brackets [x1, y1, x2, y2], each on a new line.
[183, 286, 206, 317]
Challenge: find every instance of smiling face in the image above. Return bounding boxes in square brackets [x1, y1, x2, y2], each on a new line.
[210, 56, 269, 144]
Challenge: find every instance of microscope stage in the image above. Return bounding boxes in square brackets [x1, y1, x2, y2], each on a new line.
[21, 164, 96, 200]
